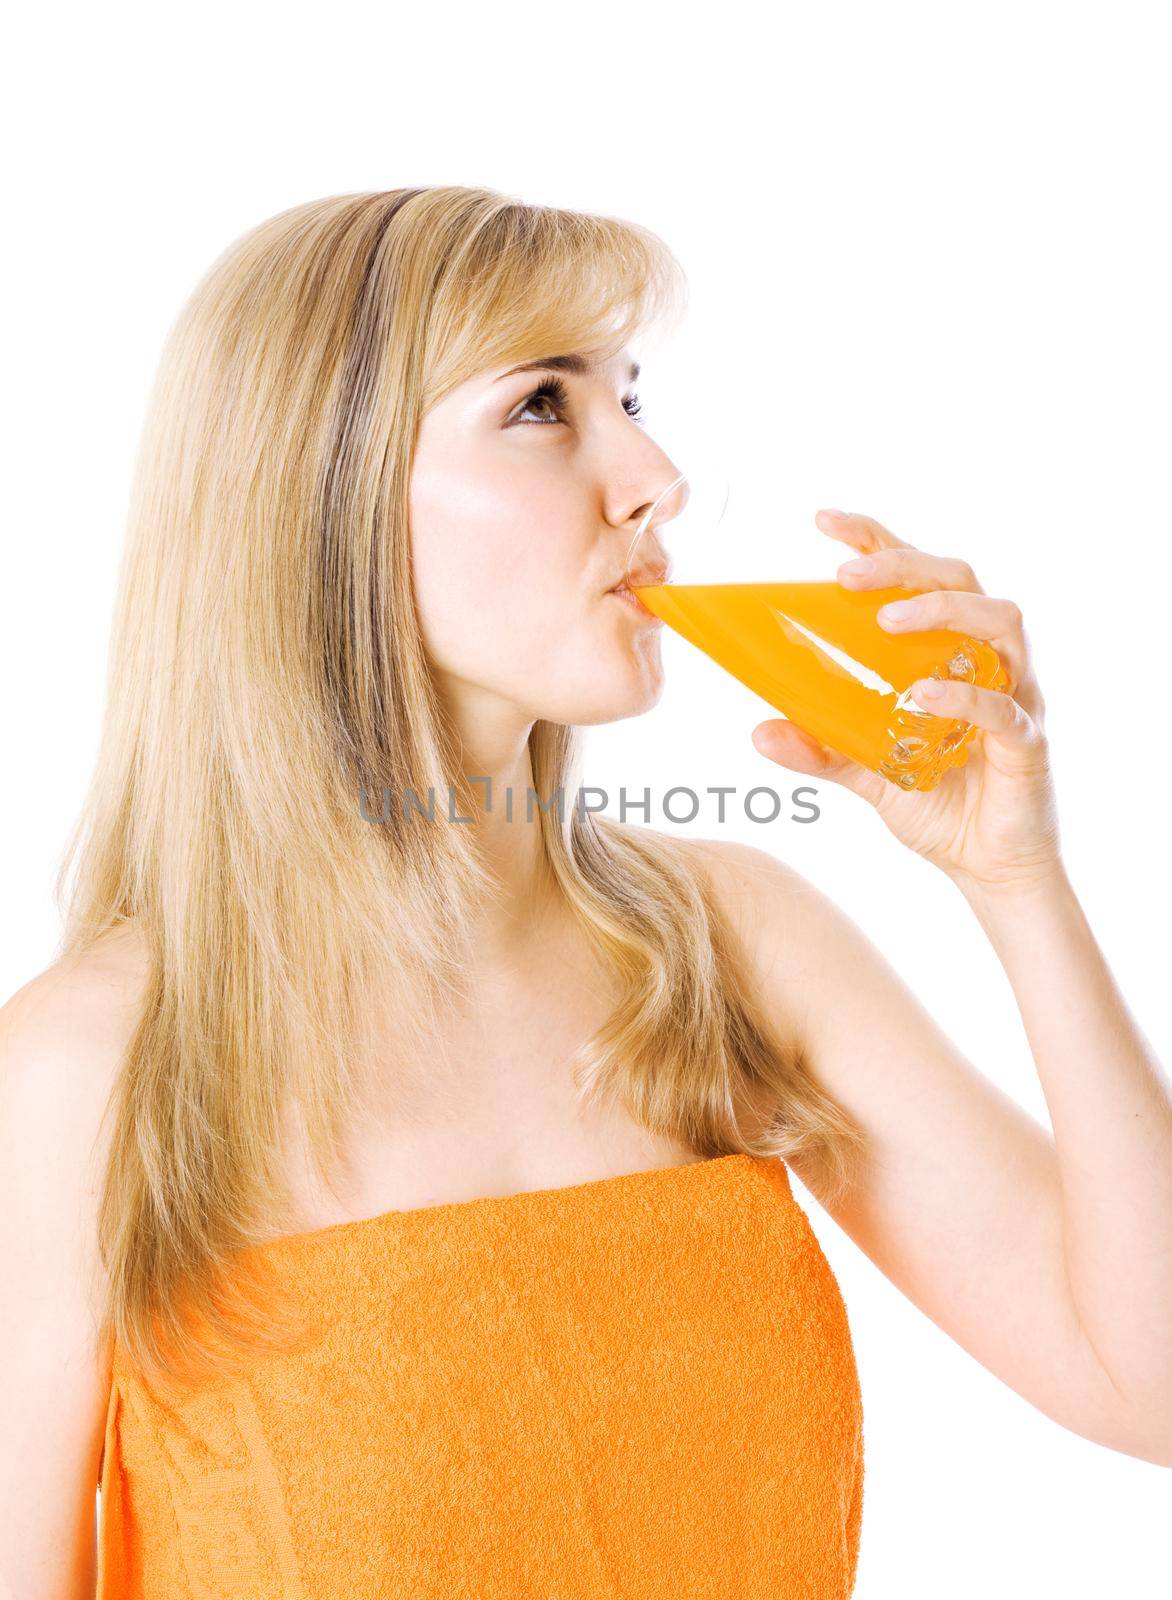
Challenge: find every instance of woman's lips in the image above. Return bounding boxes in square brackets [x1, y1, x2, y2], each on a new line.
[607, 582, 664, 624]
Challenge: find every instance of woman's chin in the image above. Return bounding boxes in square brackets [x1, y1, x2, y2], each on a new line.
[571, 661, 666, 726]
[515, 624, 666, 725]
[525, 658, 664, 728]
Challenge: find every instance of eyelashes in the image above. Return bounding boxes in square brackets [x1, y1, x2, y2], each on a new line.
[513, 372, 645, 427]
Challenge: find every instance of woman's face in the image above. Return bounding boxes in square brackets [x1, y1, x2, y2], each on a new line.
[408, 346, 684, 730]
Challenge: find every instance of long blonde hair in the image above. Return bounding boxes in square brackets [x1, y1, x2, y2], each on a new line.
[55, 187, 865, 1386]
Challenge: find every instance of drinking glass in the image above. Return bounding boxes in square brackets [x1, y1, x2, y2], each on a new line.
[623, 465, 1011, 792]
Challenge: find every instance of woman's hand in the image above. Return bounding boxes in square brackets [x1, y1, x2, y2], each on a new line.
[750, 509, 1064, 896]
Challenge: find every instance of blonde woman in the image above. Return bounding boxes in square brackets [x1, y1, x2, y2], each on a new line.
[2, 187, 1169, 1600]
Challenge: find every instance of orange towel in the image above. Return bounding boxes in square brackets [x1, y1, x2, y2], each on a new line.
[97, 1152, 864, 1597]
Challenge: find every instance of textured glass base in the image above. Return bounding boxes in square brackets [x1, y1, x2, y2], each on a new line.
[878, 639, 1012, 792]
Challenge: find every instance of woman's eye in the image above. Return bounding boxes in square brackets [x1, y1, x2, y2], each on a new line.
[511, 373, 647, 429]
[517, 394, 562, 425]
[514, 375, 570, 426]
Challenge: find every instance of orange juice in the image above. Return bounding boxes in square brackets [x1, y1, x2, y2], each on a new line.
[632, 580, 1011, 791]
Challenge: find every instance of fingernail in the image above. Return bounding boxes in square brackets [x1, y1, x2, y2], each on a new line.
[820, 508, 851, 520]
[839, 557, 875, 577]
[878, 599, 913, 621]
[917, 679, 946, 698]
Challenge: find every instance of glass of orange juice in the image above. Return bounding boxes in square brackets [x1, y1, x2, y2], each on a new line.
[624, 464, 1011, 792]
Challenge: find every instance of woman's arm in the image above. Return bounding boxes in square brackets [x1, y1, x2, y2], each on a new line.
[691, 836, 1172, 1468]
[953, 864, 1172, 1441]
[718, 506, 1171, 1464]
[0, 946, 139, 1599]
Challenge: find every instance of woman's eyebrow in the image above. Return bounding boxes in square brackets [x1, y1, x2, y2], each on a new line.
[494, 354, 641, 385]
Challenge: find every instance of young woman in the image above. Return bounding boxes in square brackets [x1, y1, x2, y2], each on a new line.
[2, 187, 1169, 1600]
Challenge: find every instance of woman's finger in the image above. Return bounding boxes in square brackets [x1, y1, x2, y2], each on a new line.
[815, 509, 917, 553]
[909, 677, 1040, 751]
[875, 589, 1029, 699]
[751, 717, 891, 807]
[835, 541, 987, 597]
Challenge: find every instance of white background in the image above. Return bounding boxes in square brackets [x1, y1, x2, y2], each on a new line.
[3, 2, 1169, 1593]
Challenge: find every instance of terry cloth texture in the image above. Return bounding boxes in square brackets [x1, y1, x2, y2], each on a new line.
[97, 1151, 864, 1598]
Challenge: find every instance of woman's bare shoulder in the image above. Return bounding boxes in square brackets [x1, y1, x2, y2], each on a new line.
[668, 832, 809, 898]
[0, 921, 153, 1317]
[0, 919, 152, 1141]
[637, 830, 818, 1044]
[649, 831, 818, 941]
